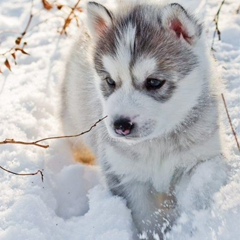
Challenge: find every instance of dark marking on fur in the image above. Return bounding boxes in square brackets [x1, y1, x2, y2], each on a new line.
[88, 1, 113, 21]
[167, 90, 219, 152]
[100, 80, 115, 98]
[94, 4, 199, 101]
[101, 160, 130, 201]
[95, 70, 122, 98]
[145, 81, 177, 102]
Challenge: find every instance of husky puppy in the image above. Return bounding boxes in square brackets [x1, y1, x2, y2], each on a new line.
[61, 1, 227, 239]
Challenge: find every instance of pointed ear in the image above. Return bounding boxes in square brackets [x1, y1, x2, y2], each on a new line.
[161, 3, 202, 45]
[87, 2, 113, 40]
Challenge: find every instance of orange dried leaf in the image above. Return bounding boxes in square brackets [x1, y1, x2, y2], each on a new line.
[61, 17, 73, 35]
[15, 37, 22, 45]
[11, 52, 16, 60]
[20, 49, 30, 55]
[57, 4, 63, 10]
[15, 48, 30, 55]
[42, 0, 53, 10]
[65, 18, 72, 28]
[76, 7, 83, 12]
[4, 59, 12, 71]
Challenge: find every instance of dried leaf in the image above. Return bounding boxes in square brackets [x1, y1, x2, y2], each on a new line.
[61, 17, 73, 35]
[20, 49, 30, 55]
[76, 7, 83, 12]
[42, 0, 53, 10]
[11, 52, 17, 64]
[11, 52, 16, 60]
[57, 4, 63, 10]
[65, 18, 72, 28]
[15, 37, 22, 45]
[4, 59, 11, 71]
[16, 48, 30, 55]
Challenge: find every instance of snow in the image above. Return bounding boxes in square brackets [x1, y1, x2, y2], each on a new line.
[0, 0, 239, 239]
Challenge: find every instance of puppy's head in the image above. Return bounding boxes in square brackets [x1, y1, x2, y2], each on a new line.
[86, 2, 208, 142]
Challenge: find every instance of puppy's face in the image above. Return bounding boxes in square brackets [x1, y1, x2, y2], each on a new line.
[87, 2, 205, 142]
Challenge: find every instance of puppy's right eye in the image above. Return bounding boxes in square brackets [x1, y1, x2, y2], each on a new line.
[105, 77, 116, 87]
[145, 78, 166, 91]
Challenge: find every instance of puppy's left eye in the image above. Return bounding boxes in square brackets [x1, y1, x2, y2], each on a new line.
[105, 77, 116, 87]
[145, 78, 166, 90]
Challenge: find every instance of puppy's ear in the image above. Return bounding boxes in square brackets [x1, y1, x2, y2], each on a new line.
[161, 3, 202, 45]
[87, 2, 113, 40]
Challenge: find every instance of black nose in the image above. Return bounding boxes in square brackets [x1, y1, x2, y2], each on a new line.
[113, 118, 134, 136]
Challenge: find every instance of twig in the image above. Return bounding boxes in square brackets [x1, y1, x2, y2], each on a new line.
[21, 1, 34, 40]
[211, 0, 226, 50]
[221, 93, 240, 152]
[0, 166, 44, 182]
[0, 117, 106, 180]
[35, 116, 107, 143]
[0, 116, 107, 149]
[0, 139, 48, 148]
[60, 0, 81, 35]
[0, 0, 83, 73]
[1, 0, 34, 53]
[0, 0, 34, 72]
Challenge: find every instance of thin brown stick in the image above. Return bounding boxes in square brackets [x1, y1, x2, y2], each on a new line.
[0, 0, 34, 72]
[221, 93, 240, 152]
[0, 166, 44, 182]
[35, 116, 107, 143]
[0, 139, 48, 148]
[211, 0, 226, 50]
[15, 0, 34, 45]
[60, 0, 81, 35]
[0, 116, 107, 149]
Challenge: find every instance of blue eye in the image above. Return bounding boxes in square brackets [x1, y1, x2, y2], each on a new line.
[105, 77, 116, 87]
[145, 78, 166, 90]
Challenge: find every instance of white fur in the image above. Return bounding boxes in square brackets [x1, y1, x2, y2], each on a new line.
[61, 2, 228, 239]
[132, 57, 158, 84]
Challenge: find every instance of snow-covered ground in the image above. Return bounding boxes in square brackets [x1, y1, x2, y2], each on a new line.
[0, 0, 239, 239]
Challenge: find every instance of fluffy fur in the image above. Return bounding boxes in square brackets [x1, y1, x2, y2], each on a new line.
[61, 1, 228, 239]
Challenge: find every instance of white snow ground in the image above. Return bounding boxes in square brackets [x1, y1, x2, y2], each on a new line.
[0, 0, 239, 239]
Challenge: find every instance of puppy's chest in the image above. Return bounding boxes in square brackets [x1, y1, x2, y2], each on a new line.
[104, 142, 181, 192]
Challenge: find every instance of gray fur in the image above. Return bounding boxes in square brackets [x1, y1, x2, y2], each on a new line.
[61, 2, 228, 240]
[95, 4, 199, 101]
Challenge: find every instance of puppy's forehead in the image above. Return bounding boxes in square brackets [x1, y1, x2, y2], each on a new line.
[95, 5, 198, 80]
[101, 8, 158, 81]
[104, 23, 136, 81]
[102, 53, 157, 84]
[103, 6, 158, 57]
[131, 57, 157, 82]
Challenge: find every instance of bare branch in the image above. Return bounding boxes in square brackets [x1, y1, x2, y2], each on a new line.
[42, 0, 53, 11]
[0, 116, 107, 149]
[0, 139, 49, 148]
[0, 0, 84, 73]
[0, 0, 34, 72]
[211, 0, 226, 50]
[221, 93, 240, 152]
[35, 116, 107, 143]
[60, 0, 81, 35]
[0, 166, 44, 182]
[0, 117, 106, 179]
[20, 1, 34, 41]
